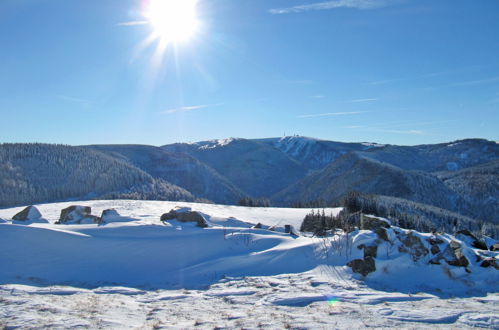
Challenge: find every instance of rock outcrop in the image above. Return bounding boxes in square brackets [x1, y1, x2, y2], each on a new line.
[347, 257, 376, 277]
[361, 215, 390, 231]
[12, 206, 42, 221]
[57, 206, 101, 224]
[160, 207, 208, 228]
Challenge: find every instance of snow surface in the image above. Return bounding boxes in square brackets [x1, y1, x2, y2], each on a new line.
[0, 200, 498, 329]
[196, 138, 236, 149]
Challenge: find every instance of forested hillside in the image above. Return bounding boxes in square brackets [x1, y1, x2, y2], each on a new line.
[163, 138, 307, 196]
[0, 143, 195, 207]
[1, 138, 497, 228]
[85, 144, 245, 204]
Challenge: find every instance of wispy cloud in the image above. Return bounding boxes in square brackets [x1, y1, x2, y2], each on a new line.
[161, 103, 224, 114]
[57, 94, 90, 105]
[346, 98, 378, 103]
[279, 79, 316, 85]
[117, 20, 148, 27]
[377, 129, 424, 135]
[270, 0, 399, 14]
[311, 94, 326, 99]
[445, 76, 499, 88]
[368, 78, 404, 85]
[343, 119, 455, 135]
[297, 111, 368, 118]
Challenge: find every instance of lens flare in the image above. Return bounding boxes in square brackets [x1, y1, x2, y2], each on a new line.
[326, 295, 340, 307]
[145, 0, 199, 43]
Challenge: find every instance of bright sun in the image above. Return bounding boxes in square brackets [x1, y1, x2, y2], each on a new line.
[145, 0, 199, 43]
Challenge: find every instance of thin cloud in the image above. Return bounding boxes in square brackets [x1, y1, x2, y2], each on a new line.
[368, 78, 404, 85]
[377, 129, 424, 135]
[445, 76, 499, 88]
[297, 111, 368, 118]
[57, 94, 90, 105]
[161, 103, 224, 114]
[279, 79, 316, 85]
[344, 125, 365, 129]
[270, 0, 399, 14]
[347, 98, 378, 103]
[311, 94, 326, 99]
[117, 21, 148, 27]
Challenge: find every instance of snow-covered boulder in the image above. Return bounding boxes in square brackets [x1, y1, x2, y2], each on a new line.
[12, 206, 42, 221]
[456, 230, 488, 250]
[399, 231, 429, 262]
[11, 206, 48, 224]
[284, 224, 300, 236]
[57, 205, 101, 225]
[100, 209, 137, 224]
[360, 215, 390, 231]
[160, 207, 208, 228]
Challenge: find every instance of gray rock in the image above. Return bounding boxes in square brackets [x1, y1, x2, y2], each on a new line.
[456, 230, 487, 250]
[427, 236, 444, 245]
[446, 248, 469, 268]
[284, 225, 299, 236]
[252, 223, 263, 229]
[431, 245, 441, 255]
[12, 206, 42, 221]
[399, 232, 429, 262]
[440, 243, 470, 268]
[480, 258, 499, 270]
[58, 206, 100, 224]
[375, 228, 389, 242]
[364, 245, 378, 259]
[360, 215, 390, 231]
[160, 210, 177, 221]
[160, 208, 208, 228]
[347, 257, 376, 277]
[100, 209, 120, 223]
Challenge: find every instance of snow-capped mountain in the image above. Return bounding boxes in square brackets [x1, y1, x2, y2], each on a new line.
[259, 136, 381, 171]
[163, 138, 308, 197]
[1, 137, 498, 226]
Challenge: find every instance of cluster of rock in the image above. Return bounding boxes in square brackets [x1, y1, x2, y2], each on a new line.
[347, 215, 498, 277]
[7, 204, 297, 236]
[9, 205, 128, 225]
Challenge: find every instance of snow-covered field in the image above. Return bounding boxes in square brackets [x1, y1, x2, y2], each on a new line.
[0, 200, 498, 329]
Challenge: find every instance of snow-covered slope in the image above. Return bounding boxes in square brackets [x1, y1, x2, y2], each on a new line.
[260, 136, 382, 171]
[273, 152, 465, 211]
[0, 200, 497, 328]
[437, 160, 499, 224]
[163, 138, 307, 197]
[359, 138, 499, 172]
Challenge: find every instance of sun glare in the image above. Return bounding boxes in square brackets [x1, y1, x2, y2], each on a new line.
[145, 0, 199, 43]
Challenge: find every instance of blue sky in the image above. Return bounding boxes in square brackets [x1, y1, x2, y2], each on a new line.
[1, 0, 498, 146]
